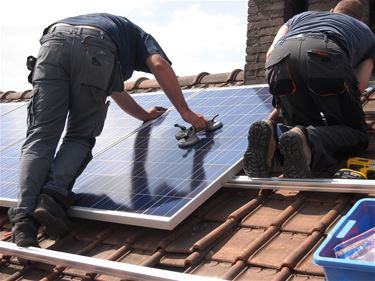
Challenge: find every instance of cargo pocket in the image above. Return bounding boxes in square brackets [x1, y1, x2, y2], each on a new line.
[93, 99, 110, 137]
[265, 53, 296, 97]
[307, 49, 349, 96]
[81, 36, 116, 92]
[33, 34, 66, 82]
[26, 85, 40, 129]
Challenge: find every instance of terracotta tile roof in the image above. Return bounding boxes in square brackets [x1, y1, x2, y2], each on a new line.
[0, 191, 372, 280]
[0, 70, 244, 102]
[0, 72, 374, 281]
[124, 70, 244, 94]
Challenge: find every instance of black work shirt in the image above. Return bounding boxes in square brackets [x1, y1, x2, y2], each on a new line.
[284, 11, 375, 67]
[46, 13, 171, 82]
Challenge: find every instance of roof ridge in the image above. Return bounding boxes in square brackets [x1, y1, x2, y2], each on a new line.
[0, 70, 245, 101]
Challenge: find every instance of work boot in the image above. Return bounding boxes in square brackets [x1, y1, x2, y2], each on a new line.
[279, 127, 312, 178]
[33, 193, 71, 238]
[8, 209, 38, 247]
[243, 120, 277, 177]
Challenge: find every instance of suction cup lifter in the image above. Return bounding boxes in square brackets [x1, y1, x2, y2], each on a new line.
[174, 115, 223, 148]
[174, 124, 199, 148]
[206, 114, 223, 132]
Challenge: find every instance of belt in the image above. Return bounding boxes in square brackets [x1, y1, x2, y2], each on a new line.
[286, 33, 340, 46]
[48, 23, 111, 41]
[283, 32, 348, 55]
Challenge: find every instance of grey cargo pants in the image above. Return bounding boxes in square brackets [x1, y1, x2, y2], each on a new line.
[265, 34, 369, 174]
[9, 25, 119, 220]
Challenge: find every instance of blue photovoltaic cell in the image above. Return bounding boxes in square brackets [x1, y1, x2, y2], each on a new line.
[0, 102, 26, 116]
[0, 90, 199, 206]
[93, 91, 196, 154]
[0, 86, 273, 229]
[0, 103, 28, 151]
[70, 86, 273, 228]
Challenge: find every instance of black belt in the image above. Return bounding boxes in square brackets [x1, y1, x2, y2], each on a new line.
[285, 33, 342, 47]
[48, 24, 111, 41]
[284, 33, 348, 56]
[286, 33, 334, 42]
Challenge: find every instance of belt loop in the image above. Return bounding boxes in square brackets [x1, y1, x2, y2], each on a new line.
[50, 25, 57, 33]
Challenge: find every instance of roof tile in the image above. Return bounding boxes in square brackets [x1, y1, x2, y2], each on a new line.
[119, 249, 154, 265]
[238, 226, 278, 261]
[287, 273, 326, 281]
[209, 227, 262, 263]
[159, 253, 188, 268]
[294, 238, 325, 276]
[249, 232, 310, 269]
[233, 266, 280, 281]
[131, 228, 170, 251]
[281, 230, 322, 268]
[189, 260, 232, 279]
[141, 248, 165, 267]
[191, 220, 237, 252]
[241, 196, 304, 228]
[202, 189, 260, 222]
[282, 199, 348, 234]
[102, 224, 145, 245]
[228, 193, 265, 222]
[166, 221, 221, 253]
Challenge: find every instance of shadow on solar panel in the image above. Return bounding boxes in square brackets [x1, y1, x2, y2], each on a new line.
[69, 86, 273, 230]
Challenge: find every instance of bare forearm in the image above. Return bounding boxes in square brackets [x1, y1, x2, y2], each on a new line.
[146, 54, 208, 129]
[111, 91, 151, 121]
[146, 54, 190, 115]
[267, 108, 280, 121]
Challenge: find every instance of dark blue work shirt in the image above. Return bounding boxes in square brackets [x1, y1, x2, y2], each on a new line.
[284, 11, 375, 67]
[47, 13, 171, 81]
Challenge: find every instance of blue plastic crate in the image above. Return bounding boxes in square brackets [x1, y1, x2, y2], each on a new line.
[314, 198, 375, 281]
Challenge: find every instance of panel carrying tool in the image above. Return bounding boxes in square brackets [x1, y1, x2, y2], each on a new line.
[174, 124, 199, 148]
[174, 115, 223, 149]
[205, 114, 223, 132]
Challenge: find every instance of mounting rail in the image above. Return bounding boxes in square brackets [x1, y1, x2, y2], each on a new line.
[0, 241, 224, 281]
[224, 176, 375, 194]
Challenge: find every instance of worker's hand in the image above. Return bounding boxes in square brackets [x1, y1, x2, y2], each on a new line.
[181, 111, 209, 131]
[145, 106, 167, 121]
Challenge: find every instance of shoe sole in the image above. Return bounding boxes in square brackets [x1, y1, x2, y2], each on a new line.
[16, 238, 39, 247]
[34, 208, 71, 238]
[279, 129, 311, 178]
[243, 120, 275, 177]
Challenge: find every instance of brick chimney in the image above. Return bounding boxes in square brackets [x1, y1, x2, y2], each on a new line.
[244, 0, 374, 85]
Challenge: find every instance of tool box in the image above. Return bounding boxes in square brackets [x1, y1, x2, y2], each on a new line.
[314, 198, 375, 281]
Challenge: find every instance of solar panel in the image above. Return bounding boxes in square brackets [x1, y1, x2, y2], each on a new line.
[0, 103, 28, 151]
[0, 86, 273, 229]
[70, 85, 273, 229]
[93, 91, 197, 154]
[0, 102, 27, 116]
[0, 90, 200, 207]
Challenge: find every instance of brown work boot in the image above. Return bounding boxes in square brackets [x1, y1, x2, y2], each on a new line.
[243, 120, 277, 177]
[279, 127, 312, 178]
[33, 193, 71, 238]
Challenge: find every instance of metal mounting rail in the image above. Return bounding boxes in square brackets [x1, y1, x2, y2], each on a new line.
[224, 176, 375, 194]
[0, 241, 224, 281]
